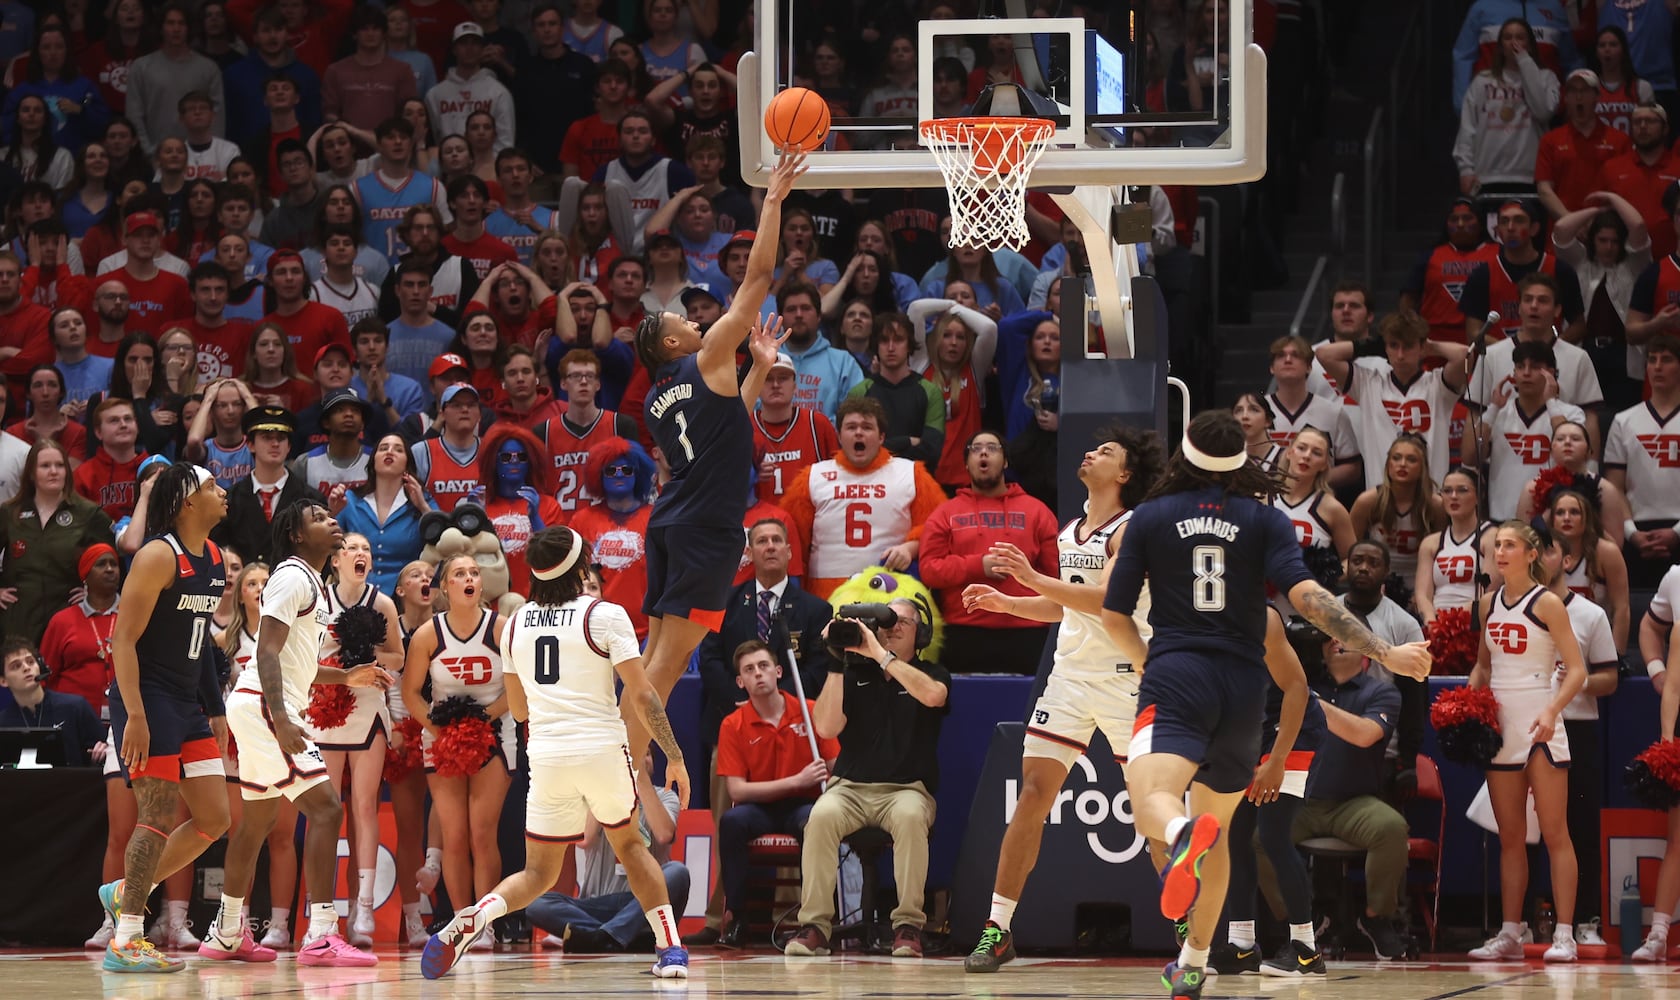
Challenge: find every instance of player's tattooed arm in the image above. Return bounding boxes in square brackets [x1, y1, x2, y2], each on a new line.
[640, 690, 683, 765]
[1295, 584, 1392, 660]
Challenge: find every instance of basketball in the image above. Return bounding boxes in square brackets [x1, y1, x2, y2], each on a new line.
[764, 87, 831, 151]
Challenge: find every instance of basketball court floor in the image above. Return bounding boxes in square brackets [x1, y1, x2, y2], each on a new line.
[7, 948, 1675, 1000]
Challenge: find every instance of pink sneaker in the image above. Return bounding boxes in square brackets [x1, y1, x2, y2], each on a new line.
[198, 926, 278, 963]
[297, 933, 378, 967]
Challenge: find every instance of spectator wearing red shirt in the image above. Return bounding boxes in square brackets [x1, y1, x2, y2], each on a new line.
[39, 543, 120, 717]
[0, 251, 53, 402]
[73, 397, 146, 520]
[491, 345, 566, 430]
[560, 58, 632, 181]
[87, 280, 132, 359]
[465, 260, 558, 348]
[750, 353, 838, 505]
[106, 212, 192, 335]
[399, 0, 472, 76]
[180, 262, 255, 380]
[713, 638, 839, 947]
[9, 364, 90, 459]
[567, 437, 653, 640]
[1597, 102, 1680, 259]
[1537, 69, 1632, 219]
[918, 429, 1060, 675]
[441, 174, 517, 280]
[1400, 198, 1502, 344]
[262, 247, 352, 365]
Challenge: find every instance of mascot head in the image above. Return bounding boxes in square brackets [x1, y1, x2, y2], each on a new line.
[420, 505, 524, 616]
[827, 566, 944, 665]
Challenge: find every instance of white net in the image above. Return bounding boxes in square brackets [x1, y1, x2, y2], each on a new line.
[920, 117, 1056, 252]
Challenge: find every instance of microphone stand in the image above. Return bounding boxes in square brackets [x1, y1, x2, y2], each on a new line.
[770, 607, 826, 791]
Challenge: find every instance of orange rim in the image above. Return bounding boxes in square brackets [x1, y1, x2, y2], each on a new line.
[919, 116, 1057, 145]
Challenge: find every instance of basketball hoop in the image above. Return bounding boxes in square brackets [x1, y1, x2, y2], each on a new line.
[920, 116, 1056, 252]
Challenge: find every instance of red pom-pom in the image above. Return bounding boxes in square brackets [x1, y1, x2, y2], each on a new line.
[1531, 465, 1574, 514]
[1424, 608, 1478, 676]
[382, 717, 424, 783]
[430, 716, 497, 778]
[1430, 684, 1500, 730]
[303, 683, 356, 731]
[1638, 739, 1680, 787]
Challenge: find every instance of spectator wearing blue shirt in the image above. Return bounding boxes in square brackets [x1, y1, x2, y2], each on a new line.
[49, 307, 114, 408]
[1, 25, 108, 153]
[384, 262, 460, 390]
[919, 245, 1028, 318]
[777, 281, 865, 422]
[0, 638, 102, 767]
[335, 431, 438, 595]
[995, 309, 1062, 439]
[221, 7, 323, 147]
[349, 317, 427, 424]
[0, 1, 35, 67]
[773, 206, 840, 292]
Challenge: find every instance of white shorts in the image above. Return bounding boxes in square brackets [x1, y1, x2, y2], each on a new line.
[1023, 670, 1140, 768]
[1490, 685, 1571, 770]
[1257, 749, 1316, 798]
[422, 712, 520, 774]
[307, 684, 391, 751]
[525, 745, 638, 843]
[103, 725, 120, 778]
[226, 691, 331, 801]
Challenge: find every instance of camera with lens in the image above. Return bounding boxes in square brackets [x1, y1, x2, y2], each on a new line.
[1284, 616, 1329, 678]
[825, 603, 899, 659]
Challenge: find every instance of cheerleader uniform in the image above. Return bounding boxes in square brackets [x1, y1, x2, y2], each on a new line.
[219, 627, 259, 780]
[1485, 584, 1570, 769]
[1371, 504, 1424, 585]
[423, 609, 517, 772]
[1272, 491, 1334, 616]
[306, 583, 391, 751]
[1431, 522, 1489, 611]
[1561, 553, 1608, 605]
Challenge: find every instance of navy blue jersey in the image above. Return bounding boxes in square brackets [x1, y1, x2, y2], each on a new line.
[1105, 487, 1314, 664]
[646, 353, 752, 529]
[133, 533, 227, 702]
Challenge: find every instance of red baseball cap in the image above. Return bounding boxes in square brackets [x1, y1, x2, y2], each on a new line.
[429, 352, 470, 379]
[124, 212, 162, 235]
[314, 342, 351, 367]
[724, 230, 756, 252]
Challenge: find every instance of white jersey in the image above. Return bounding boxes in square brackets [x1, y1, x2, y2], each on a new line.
[1561, 552, 1607, 605]
[427, 609, 506, 708]
[1430, 522, 1488, 611]
[1486, 584, 1557, 694]
[1347, 359, 1462, 489]
[313, 274, 381, 327]
[1468, 335, 1603, 410]
[1267, 391, 1359, 465]
[1273, 491, 1335, 552]
[805, 456, 915, 581]
[603, 156, 678, 236]
[1370, 504, 1426, 585]
[1487, 398, 1584, 519]
[1604, 401, 1680, 521]
[1051, 510, 1147, 679]
[1559, 592, 1617, 721]
[242, 556, 331, 710]
[227, 627, 258, 687]
[502, 596, 639, 759]
[1648, 564, 1680, 625]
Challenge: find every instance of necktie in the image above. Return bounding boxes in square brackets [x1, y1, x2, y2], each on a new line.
[757, 590, 774, 643]
[259, 486, 278, 519]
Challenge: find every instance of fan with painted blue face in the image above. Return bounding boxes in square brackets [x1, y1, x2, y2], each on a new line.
[827, 566, 944, 665]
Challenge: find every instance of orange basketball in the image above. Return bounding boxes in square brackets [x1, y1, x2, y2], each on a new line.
[972, 124, 1010, 174]
[764, 87, 831, 151]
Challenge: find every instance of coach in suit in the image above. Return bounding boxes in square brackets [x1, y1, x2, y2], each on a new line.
[211, 406, 328, 564]
[690, 515, 834, 942]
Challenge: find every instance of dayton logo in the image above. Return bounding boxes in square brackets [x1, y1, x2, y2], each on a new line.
[1488, 622, 1528, 655]
[1004, 754, 1145, 864]
[1436, 553, 1474, 584]
[1503, 434, 1549, 464]
[1381, 399, 1432, 433]
[1636, 434, 1680, 468]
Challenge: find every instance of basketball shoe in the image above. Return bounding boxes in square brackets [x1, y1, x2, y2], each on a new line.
[104, 938, 185, 973]
[964, 922, 1016, 973]
[422, 904, 494, 979]
[1161, 961, 1206, 999]
[1159, 815, 1221, 920]
[652, 945, 690, 978]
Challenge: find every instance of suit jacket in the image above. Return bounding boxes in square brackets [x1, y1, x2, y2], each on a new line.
[211, 473, 328, 565]
[697, 577, 835, 746]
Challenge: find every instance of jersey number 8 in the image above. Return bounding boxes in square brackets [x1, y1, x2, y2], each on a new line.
[1192, 545, 1226, 612]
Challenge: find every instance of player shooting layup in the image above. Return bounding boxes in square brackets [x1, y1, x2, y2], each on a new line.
[627, 149, 806, 755]
[1101, 411, 1431, 1000]
[422, 527, 692, 981]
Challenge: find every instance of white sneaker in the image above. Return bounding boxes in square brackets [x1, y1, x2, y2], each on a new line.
[1575, 918, 1605, 946]
[470, 927, 495, 951]
[1543, 929, 1577, 963]
[416, 864, 441, 895]
[259, 920, 291, 950]
[1632, 931, 1670, 962]
[1469, 931, 1524, 960]
[1517, 921, 1533, 944]
[348, 903, 375, 948]
[165, 916, 200, 950]
[85, 913, 114, 950]
[404, 911, 429, 949]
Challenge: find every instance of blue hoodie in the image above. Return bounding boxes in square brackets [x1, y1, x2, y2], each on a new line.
[222, 50, 322, 147]
[2, 75, 107, 151]
[783, 333, 865, 422]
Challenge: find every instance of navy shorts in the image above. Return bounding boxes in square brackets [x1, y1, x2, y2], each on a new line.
[1131, 651, 1266, 794]
[109, 687, 223, 783]
[643, 523, 743, 631]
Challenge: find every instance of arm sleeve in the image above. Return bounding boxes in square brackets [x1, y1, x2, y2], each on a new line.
[1367, 679, 1404, 739]
[1458, 265, 1490, 319]
[1557, 259, 1586, 320]
[1452, 83, 1480, 175]
[714, 715, 745, 777]
[1650, 566, 1680, 623]
[1401, 249, 1431, 298]
[1603, 411, 1629, 469]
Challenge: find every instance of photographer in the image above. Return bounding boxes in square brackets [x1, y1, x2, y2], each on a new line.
[783, 599, 951, 960]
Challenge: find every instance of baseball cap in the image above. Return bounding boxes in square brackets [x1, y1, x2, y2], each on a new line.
[647, 228, 682, 249]
[680, 283, 722, 310]
[318, 387, 373, 428]
[769, 351, 796, 374]
[266, 248, 304, 277]
[429, 352, 470, 379]
[452, 21, 484, 41]
[1565, 68, 1600, 89]
[723, 230, 756, 252]
[242, 405, 295, 437]
[314, 342, 352, 368]
[439, 382, 480, 407]
[124, 211, 161, 235]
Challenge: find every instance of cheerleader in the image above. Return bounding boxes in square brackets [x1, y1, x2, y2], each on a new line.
[1631, 625, 1680, 962]
[1271, 426, 1355, 616]
[390, 559, 437, 947]
[1415, 467, 1498, 621]
[307, 535, 405, 948]
[1514, 421, 1630, 546]
[401, 553, 515, 951]
[1351, 433, 1446, 588]
[1467, 521, 1586, 963]
[1233, 392, 1285, 473]
[1548, 487, 1629, 649]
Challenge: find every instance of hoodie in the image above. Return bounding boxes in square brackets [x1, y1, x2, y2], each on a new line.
[918, 484, 1060, 629]
[426, 67, 515, 152]
[1454, 53, 1560, 186]
[1452, 0, 1580, 109]
[493, 386, 568, 431]
[784, 333, 866, 423]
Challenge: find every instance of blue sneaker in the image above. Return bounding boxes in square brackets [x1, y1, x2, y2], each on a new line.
[652, 945, 690, 978]
[103, 938, 185, 973]
[420, 905, 492, 980]
[98, 879, 123, 923]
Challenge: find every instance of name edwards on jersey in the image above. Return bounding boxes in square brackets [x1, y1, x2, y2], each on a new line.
[1174, 516, 1240, 542]
[647, 382, 693, 420]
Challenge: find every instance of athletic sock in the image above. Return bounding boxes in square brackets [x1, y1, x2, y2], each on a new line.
[357, 869, 375, 908]
[646, 905, 679, 949]
[1501, 921, 1522, 940]
[474, 893, 509, 923]
[1227, 920, 1256, 949]
[165, 899, 189, 927]
[1164, 815, 1189, 848]
[306, 902, 338, 943]
[114, 914, 145, 947]
[1653, 913, 1673, 937]
[217, 895, 245, 937]
[270, 907, 290, 931]
[988, 893, 1017, 933]
[1179, 942, 1209, 970]
[1556, 923, 1574, 942]
[403, 902, 422, 919]
[1290, 922, 1315, 950]
[425, 847, 443, 869]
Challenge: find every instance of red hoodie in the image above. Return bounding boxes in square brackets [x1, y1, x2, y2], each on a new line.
[918, 483, 1059, 629]
[493, 387, 567, 431]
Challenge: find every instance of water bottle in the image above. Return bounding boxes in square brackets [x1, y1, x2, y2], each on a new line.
[1622, 876, 1645, 957]
[1536, 898, 1555, 942]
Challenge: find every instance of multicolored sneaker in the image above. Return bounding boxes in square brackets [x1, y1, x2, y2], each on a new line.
[652, 945, 690, 978]
[1159, 815, 1221, 921]
[198, 925, 278, 963]
[103, 938, 186, 973]
[298, 934, 378, 968]
[964, 921, 1016, 973]
[98, 880, 124, 923]
[421, 907, 492, 980]
[1174, 920, 1190, 948]
[1161, 961, 1206, 999]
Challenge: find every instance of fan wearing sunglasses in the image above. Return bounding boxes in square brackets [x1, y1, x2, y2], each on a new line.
[471, 425, 563, 598]
[570, 438, 658, 642]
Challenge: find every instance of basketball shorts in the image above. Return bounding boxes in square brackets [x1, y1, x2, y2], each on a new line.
[1489, 685, 1570, 770]
[225, 691, 329, 801]
[307, 684, 391, 751]
[109, 688, 224, 784]
[1024, 670, 1141, 768]
[524, 744, 639, 843]
[1130, 651, 1266, 794]
[643, 523, 742, 631]
[422, 712, 520, 774]
[1256, 694, 1327, 797]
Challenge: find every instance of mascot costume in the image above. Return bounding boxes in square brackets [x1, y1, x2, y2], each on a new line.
[827, 566, 945, 665]
[569, 438, 656, 641]
[420, 504, 525, 617]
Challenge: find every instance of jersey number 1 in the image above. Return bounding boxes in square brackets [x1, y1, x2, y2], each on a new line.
[1192, 545, 1226, 612]
[675, 412, 695, 462]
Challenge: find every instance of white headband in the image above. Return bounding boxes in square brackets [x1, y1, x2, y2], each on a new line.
[1182, 436, 1248, 473]
[531, 528, 586, 580]
[190, 466, 215, 490]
